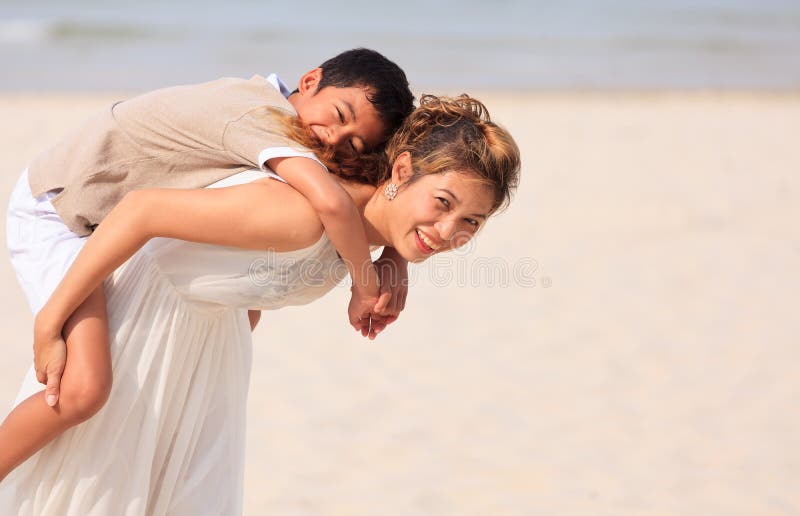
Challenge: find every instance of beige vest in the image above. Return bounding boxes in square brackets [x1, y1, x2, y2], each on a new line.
[28, 75, 311, 236]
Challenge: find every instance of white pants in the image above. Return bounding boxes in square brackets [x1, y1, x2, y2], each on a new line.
[6, 170, 88, 314]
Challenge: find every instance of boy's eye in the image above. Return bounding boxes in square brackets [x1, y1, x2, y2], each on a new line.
[336, 107, 345, 123]
[349, 140, 359, 155]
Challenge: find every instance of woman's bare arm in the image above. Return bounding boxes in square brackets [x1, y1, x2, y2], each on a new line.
[35, 180, 324, 341]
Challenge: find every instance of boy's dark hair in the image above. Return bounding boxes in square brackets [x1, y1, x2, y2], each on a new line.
[317, 48, 414, 141]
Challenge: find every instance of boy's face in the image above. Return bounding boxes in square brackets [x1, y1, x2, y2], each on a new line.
[289, 68, 386, 158]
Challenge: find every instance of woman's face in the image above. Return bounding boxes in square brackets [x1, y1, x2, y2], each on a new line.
[387, 170, 495, 263]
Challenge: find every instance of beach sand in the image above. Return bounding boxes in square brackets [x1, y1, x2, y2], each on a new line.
[1, 91, 798, 515]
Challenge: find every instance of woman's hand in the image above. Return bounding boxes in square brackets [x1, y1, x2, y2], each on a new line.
[33, 311, 67, 407]
[373, 247, 408, 325]
[348, 264, 391, 340]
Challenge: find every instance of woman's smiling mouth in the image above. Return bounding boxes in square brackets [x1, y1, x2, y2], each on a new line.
[414, 228, 441, 254]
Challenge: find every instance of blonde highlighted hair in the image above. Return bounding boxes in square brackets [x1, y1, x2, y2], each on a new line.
[384, 94, 520, 214]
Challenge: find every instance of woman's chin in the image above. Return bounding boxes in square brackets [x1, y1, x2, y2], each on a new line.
[390, 232, 440, 263]
[393, 244, 426, 263]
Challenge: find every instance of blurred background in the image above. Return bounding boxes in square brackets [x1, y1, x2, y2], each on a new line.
[1, 0, 800, 92]
[1, 1, 799, 515]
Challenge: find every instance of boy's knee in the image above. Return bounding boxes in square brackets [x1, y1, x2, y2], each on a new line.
[58, 371, 112, 424]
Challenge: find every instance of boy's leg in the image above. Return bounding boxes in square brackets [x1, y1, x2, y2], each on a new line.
[0, 286, 110, 481]
[2, 170, 112, 481]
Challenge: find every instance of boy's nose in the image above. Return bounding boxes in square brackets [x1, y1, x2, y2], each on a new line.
[325, 126, 342, 145]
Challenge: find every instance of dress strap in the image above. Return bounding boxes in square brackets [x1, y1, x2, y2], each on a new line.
[206, 169, 270, 189]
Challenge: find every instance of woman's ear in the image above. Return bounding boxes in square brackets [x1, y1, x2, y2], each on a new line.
[297, 68, 323, 96]
[390, 152, 414, 185]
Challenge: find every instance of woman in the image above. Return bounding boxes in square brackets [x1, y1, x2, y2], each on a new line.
[0, 95, 520, 515]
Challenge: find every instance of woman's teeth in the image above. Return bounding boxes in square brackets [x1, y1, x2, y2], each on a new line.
[416, 229, 439, 251]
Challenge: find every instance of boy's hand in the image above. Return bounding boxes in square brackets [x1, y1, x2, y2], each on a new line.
[373, 247, 409, 326]
[348, 264, 391, 340]
[348, 287, 391, 340]
[33, 315, 67, 407]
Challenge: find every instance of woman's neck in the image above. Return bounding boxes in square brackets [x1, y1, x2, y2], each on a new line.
[337, 179, 390, 247]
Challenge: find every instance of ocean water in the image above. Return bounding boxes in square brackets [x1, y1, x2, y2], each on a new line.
[1, 0, 799, 91]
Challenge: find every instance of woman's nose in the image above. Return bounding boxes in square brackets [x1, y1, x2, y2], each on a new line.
[434, 219, 457, 242]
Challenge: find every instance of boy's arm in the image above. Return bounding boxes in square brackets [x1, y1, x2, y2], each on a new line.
[267, 156, 389, 331]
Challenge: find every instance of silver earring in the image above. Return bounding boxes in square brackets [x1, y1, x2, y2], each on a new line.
[384, 183, 398, 201]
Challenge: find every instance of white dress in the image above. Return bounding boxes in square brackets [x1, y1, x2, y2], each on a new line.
[0, 170, 347, 515]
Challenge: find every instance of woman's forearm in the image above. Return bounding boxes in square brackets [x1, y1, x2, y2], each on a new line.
[37, 191, 151, 331]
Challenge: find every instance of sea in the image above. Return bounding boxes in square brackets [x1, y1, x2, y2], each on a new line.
[1, 0, 799, 92]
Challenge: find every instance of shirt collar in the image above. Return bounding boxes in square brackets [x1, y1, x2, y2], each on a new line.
[265, 73, 292, 99]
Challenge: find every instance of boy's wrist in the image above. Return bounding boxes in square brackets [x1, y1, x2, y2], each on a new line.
[351, 264, 380, 295]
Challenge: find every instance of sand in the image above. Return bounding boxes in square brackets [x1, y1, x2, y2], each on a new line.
[1, 91, 798, 515]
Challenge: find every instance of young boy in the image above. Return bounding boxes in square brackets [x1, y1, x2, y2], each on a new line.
[0, 48, 413, 481]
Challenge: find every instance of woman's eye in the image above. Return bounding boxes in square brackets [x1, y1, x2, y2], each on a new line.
[437, 197, 450, 208]
[466, 218, 479, 228]
[336, 107, 345, 123]
[349, 140, 358, 155]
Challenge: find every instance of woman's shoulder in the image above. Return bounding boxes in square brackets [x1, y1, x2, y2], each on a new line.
[337, 178, 376, 209]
